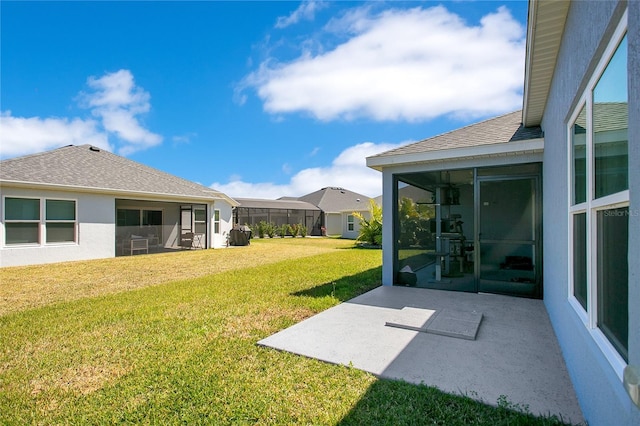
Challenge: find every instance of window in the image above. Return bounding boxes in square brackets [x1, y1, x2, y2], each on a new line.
[117, 209, 141, 226]
[142, 210, 162, 226]
[194, 207, 206, 234]
[45, 200, 76, 243]
[568, 18, 628, 367]
[214, 209, 220, 234]
[4, 197, 40, 244]
[117, 209, 162, 227]
[4, 197, 77, 245]
[347, 214, 355, 232]
[572, 213, 587, 310]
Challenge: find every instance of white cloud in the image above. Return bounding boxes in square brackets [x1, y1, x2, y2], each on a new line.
[275, 1, 327, 29]
[80, 69, 162, 155]
[0, 111, 111, 158]
[172, 132, 197, 145]
[211, 141, 404, 199]
[243, 5, 525, 121]
[0, 69, 162, 159]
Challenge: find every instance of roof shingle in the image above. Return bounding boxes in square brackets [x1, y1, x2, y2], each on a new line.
[0, 144, 235, 203]
[370, 110, 542, 159]
[298, 187, 371, 213]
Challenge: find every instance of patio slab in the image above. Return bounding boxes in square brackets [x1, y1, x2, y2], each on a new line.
[258, 286, 584, 424]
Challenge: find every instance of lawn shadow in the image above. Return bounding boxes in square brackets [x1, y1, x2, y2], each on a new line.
[291, 266, 382, 302]
[338, 378, 577, 426]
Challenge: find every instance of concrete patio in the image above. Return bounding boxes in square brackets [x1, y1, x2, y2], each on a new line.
[259, 286, 584, 424]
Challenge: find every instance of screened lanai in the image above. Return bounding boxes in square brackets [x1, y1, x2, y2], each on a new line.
[115, 199, 210, 255]
[395, 163, 542, 298]
[367, 110, 546, 299]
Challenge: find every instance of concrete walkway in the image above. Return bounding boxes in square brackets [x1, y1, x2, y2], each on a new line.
[259, 286, 584, 424]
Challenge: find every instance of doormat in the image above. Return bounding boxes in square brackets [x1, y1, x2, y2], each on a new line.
[386, 307, 483, 340]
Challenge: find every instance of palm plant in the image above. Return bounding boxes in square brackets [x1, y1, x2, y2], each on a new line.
[354, 200, 382, 246]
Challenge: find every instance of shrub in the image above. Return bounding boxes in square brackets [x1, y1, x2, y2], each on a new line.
[289, 223, 299, 237]
[354, 200, 383, 246]
[256, 221, 267, 238]
[277, 224, 288, 238]
[299, 223, 307, 237]
[265, 222, 276, 238]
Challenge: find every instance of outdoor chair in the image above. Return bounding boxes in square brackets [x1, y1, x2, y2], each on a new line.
[124, 238, 149, 255]
[181, 232, 195, 249]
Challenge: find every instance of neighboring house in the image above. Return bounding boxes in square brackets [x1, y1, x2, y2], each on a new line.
[367, 1, 639, 425]
[232, 187, 372, 239]
[233, 198, 322, 235]
[298, 187, 371, 239]
[0, 144, 238, 267]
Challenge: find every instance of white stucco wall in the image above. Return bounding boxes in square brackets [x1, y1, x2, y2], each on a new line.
[0, 187, 115, 267]
[341, 210, 369, 240]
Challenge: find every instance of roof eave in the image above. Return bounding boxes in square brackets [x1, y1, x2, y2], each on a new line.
[0, 180, 236, 205]
[366, 138, 544, 171]
[522, 0, 571, 127]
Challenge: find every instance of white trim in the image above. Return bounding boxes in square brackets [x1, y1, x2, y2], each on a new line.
[591, 327, 628, 380]
[367, 138, 544, 171]
[44, 198, 78, 245]
[584, 10, 628, 98]
[213, 209, 221, 234]
[569, 296, 590, 327]
[3, 195, 79, 247]
[566, 12, 629, 378]
[0, 180, 239, 206]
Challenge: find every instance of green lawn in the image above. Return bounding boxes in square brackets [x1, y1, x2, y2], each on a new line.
[0, 238, 574, 425]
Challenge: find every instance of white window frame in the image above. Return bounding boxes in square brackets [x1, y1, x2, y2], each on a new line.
[44, 198, 78, 245]
[3, 196, 42, 246]
[347, 214, 355, 232]
[567, 12, 628, 379]
[3, 196, 78, 246]
[213, 209, 220, 234]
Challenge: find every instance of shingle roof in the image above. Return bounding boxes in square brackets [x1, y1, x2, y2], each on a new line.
[298, 187, 371, 213]
[234, 198, 320, 211]
[0, 144, 237, 204]
[369, 111, 542, 160]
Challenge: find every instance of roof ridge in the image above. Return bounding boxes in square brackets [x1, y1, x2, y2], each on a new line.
[0, 144, 76, 164]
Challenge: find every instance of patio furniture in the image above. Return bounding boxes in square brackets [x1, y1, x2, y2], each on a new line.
[181, 232, 195, 249]
[192, 233, 205, 249]
[123, 238, 148, 255]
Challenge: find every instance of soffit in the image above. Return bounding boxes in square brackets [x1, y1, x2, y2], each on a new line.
[523, 0, 571, 127]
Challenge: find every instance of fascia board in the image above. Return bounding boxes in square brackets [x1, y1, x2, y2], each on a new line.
[366, 138, 544, 171]
[522, 0, 539, 126]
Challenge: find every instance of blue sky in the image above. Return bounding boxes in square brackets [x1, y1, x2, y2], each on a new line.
[1, 1, 529, 198]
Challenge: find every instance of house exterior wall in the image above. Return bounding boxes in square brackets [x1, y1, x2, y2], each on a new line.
[0, 187, 115, 267]
[341, 210, 369, 240]
[541, 1, 639, 424]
